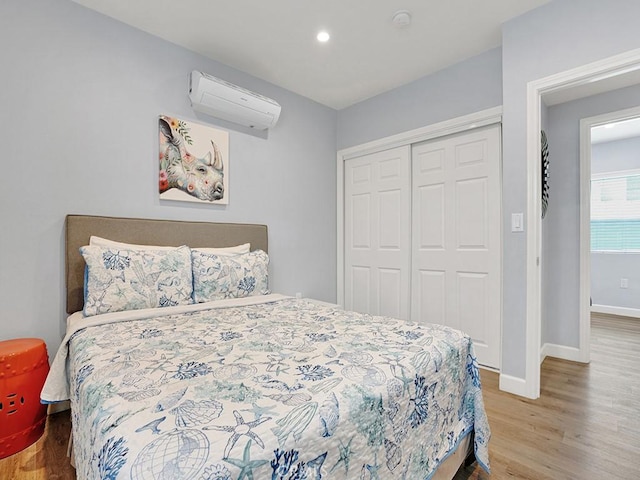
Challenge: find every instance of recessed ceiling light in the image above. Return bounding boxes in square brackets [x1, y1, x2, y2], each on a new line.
[317, 31, 330, 43]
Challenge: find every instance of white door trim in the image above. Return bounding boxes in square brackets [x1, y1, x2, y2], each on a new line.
[525, 47, 640, 399]
[337, 107, 503, 307]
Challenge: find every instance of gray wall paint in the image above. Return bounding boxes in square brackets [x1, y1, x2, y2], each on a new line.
[592, 136, 640, 174]
[0, 0, 337, 355]
[591, 254, 640, 309]
[336, 48, 503, 150]
[591, 136, 640, 310]
[502, 0, 640, 378]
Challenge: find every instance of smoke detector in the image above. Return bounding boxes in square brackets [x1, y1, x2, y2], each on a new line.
[392, 10, 412, 28]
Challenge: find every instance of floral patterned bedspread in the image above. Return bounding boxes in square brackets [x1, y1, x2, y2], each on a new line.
[43, 295, 490, 479]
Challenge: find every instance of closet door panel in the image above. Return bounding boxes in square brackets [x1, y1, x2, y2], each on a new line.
[350, 266, 371, 313]
[417, 269, 447, 325]
[411, 125, 501, 369]
[456, 177, 488, 249]
[416, 184, 445, 250]
[343, 125, 501, 369]
[344, 146, 411, 319]
[457, 271, 489, 342]
[379, 267, 403, 318]
[379, 190, 403, 249]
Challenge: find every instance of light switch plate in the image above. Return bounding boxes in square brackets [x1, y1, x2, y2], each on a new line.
[511, 213, 524, 232]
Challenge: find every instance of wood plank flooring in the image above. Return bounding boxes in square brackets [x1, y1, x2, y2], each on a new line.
[0, 408, 74, 480]
[2, 314, 638, 479]
[455, 313, 640, 479]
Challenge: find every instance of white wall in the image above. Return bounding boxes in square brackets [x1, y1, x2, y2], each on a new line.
[0, 0, 337, 355]
[591, 136, 640, 311]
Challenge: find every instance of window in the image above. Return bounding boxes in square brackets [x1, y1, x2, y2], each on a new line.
[591, 169, 640, 252]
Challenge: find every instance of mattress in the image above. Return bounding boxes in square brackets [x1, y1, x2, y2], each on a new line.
[43, 294, 490, 479]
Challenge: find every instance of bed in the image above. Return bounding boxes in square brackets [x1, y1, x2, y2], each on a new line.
[42, 214, 490, 480]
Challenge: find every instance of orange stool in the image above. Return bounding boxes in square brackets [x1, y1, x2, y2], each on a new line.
[0, 338, 50, 459]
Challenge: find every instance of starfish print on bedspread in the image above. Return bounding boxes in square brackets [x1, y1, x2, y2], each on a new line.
[224, 440, 269, 480]
[241, 402, 279, 420]
[204, 410, 271, 458]
[330, 436, 355, 474]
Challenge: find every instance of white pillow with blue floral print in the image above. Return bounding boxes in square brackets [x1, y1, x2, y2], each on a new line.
[191, 249, 270, 302]
[80, 245, 193, 317]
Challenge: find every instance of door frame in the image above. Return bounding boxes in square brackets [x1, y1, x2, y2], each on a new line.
[525, 48, 640, 399]
[337, 106, 502, 307]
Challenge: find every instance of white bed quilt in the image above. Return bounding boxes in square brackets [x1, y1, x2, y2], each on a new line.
[43, 295, 490, 479]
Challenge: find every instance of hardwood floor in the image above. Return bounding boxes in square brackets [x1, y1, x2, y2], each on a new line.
[2, 314, 638, 479]
[455, 313, 640, 480]
[0, 408, 74, 480]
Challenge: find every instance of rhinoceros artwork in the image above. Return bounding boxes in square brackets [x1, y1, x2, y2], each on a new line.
[158, 115, 229, 204]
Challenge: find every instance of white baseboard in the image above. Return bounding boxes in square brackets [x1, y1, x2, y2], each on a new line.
[499, 374, 535, 398]
[591, 304, 640, 318]
[540, 343, 584, 364]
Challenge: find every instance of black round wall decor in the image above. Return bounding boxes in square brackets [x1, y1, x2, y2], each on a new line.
[541, 130, 550, 218]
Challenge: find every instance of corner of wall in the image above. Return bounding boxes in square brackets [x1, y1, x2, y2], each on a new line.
[498, 373, 538, 399]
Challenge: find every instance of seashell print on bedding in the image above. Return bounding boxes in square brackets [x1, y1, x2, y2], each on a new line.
[318, 392, 340, 437]
[169, 399, 223, 427]
[58, 297, 491, 480]
[154, 387, 187, 412]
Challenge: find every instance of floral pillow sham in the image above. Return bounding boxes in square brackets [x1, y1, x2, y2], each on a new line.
[80, 245, 194, 317]
[191, 249, 270, 302]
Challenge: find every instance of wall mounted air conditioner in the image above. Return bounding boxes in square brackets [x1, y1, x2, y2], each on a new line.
[188, 70, 281, 130]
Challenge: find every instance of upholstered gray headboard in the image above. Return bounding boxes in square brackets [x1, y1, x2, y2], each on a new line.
[65, 215, 268, 314]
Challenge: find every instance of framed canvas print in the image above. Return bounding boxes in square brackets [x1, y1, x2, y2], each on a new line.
[158, 115, 229, 204]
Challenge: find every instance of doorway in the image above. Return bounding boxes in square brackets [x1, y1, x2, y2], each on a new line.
[526, 48, 640, 399]
[583, 109, 640, 322]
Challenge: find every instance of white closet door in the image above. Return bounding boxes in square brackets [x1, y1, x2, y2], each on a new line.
[344, 146, 411, 319]
[411, 125, 501, 368]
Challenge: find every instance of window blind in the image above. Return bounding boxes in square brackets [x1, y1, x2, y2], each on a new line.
[591, 171, 640, 252]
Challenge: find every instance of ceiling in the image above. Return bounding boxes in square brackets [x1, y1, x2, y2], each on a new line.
[72, 0, 551, 110]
